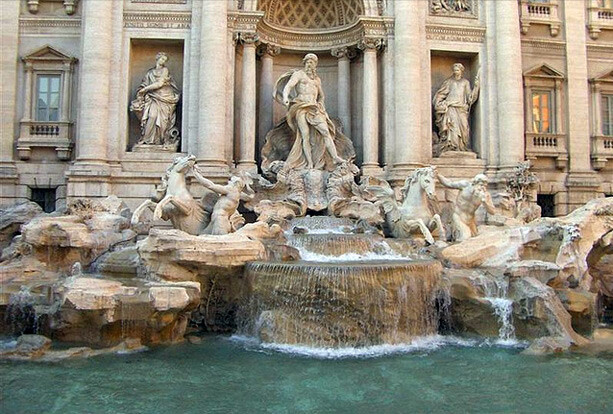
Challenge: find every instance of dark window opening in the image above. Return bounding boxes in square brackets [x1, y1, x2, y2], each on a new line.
[537, 194, 555, 217]
[30, 188, 56, 213]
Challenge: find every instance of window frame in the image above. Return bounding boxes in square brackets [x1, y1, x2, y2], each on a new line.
[35, 73, 62, 122]
[602, 94, 613, 136]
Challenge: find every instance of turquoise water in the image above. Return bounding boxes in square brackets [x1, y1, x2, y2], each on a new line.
[2, 335, 613, 414]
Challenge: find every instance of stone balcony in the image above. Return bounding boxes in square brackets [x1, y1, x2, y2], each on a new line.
[17, 121, 73, 161]
[519, 0, 561, 36]
[587, 4, 613, 39]
[591, 135, 613, 170]
[525, 132, 568, 169]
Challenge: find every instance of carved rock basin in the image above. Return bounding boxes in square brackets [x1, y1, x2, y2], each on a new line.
[238, 260, 443, 348]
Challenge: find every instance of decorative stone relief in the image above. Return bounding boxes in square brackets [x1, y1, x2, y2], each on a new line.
[27, 0, 79, 15]
[258, 43, 281, 58]
[129, 52, 181, 152]
[123, 12, 191, 29]
[430, 0, 477, 18]
[258, 0, 364, 30]
[432, 63, 480, 156]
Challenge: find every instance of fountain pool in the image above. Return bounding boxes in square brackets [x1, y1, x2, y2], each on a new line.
[2, 335, 612, 413]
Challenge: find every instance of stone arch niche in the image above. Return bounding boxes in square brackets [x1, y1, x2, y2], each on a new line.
[258, 0, 364, 29]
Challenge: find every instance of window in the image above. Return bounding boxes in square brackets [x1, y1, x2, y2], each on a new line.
[532, 91, 553, 133]
[602, 94, 613, 136]
[30, 188, 56, 213]
[537, 194, 555, 217]
[36, 74, 61, 122]
[599, 0, 613, 9]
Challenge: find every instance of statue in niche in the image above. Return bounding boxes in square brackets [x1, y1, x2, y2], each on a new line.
[262, 53, 355, 174]
[130, 52, 181, 151]
[437, 172, 496, 242]
[432, 63, 480, 156]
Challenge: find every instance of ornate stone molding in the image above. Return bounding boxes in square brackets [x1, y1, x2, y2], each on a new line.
[331, 46, 357, 60]
[358, 37, 385, 51]
[228, 10, 265, 35]
[123, 12, 191, 29]
[131, 0, 187, 4]
[255, 16, 393, 52]
[521, 39, 566, 56]
[430, 0, 478, 19]
[426, 24, 485, 43]
[258, 43, 281, 57]
[19, 17, 81, 35]
[239, 32, 259, 45]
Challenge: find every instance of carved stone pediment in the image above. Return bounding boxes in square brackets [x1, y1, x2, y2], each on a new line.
[23, 45, 76, 63]
[523, 63, 565, 80]
[591, 69, 613, 85]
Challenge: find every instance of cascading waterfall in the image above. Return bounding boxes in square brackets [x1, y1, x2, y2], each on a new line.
[470, 274, 516, 341]
[5, 286, 38, 335]
[238, 261, 442, 347]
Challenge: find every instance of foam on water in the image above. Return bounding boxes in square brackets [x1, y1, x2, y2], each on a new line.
[298, 248, 408, 262]
[228, 335, 525, 359]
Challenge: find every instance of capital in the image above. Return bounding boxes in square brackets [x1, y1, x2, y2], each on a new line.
[239, 32, 259, 46]
[358, 38, 384, 51]
[258, 43, 281, 57]
[331, 47, 356, 60]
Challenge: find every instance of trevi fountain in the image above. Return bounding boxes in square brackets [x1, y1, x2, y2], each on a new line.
[2, 53, 613, 413]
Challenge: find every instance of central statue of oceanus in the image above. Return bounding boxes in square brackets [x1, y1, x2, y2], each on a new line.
[261, 53, 355, 174]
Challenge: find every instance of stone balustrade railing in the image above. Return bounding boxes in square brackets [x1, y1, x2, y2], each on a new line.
[588, 3, 613, 39]
[17, 121, 73, 161]
[525, 132, 568, 169]
[591, 135, 613, 170]
[519, 0, 561, 36]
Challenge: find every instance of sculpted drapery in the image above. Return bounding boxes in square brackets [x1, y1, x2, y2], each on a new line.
[130, 52, 181, 147]
[433, 63, 480, 154]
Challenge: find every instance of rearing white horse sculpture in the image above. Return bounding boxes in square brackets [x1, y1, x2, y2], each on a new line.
[367, 167, 444, 244]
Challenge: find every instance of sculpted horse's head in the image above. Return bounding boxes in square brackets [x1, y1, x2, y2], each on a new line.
[171, 154, 196, 173]
[402, 166, 437, 199]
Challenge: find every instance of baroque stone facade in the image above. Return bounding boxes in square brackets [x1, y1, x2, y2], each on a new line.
[2, 0, 613, 216]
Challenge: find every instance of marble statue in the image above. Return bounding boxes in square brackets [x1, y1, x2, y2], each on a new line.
[366, 167, 444, 244]
[438, 172, 496, 242]
[130, 52, 181, 150]
[433, 63, 480, 155]
[278, 53, 345, 170]
[131, 155, 253, 236]
[326, 161, 384, 226]
[192, 167, 254, 235]
[132, 154, 209, 235]
[262, 53, 355, 173]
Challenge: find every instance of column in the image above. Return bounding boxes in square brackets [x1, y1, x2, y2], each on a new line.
[75, 0, 114, 163]
[393, 0, 427, 172]
[0, 0, 19, 202]
[560, 0, 600, 212]
[226, 31, 238, 166]
[237, 33, 258, 173]
[359, 38, 383, 176]
[331, 47, 352, 136]
[21, 64, 34, 122]
[197, 0, 228, 173]
[564, 0, 592, 173]
[494, 0, 525, 169]
[258, 43, 280, 158]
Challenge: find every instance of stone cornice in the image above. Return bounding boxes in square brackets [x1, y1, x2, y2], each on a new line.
[255, 16, 393, 52]
[521, 38, 566, 55]
[123, 11, 191, 29]
[228, 10, 265, 35]
[19, 17, 81, 35]
[425, 24, 485, 43]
